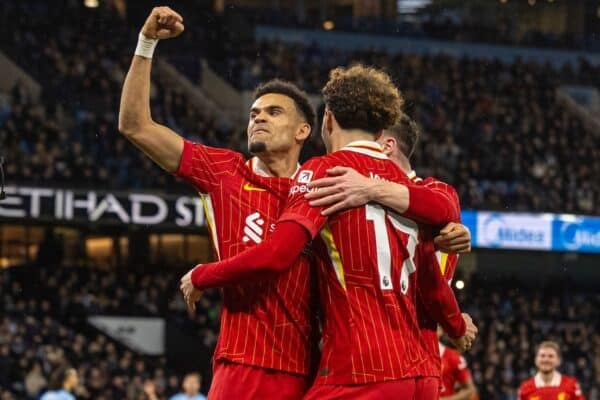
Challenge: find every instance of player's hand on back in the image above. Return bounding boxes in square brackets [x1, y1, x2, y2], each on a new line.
[142, 6, 184, 40]
[305, 166, 375, 216]
[434, 222, 471, 254]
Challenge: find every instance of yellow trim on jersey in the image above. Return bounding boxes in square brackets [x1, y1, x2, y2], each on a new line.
[320, 224, 346, 289]
[439, 252, 449, 275]
[200, 194, 221, 260]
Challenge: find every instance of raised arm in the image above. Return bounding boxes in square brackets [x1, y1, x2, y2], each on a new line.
[118, 7, 185, 173]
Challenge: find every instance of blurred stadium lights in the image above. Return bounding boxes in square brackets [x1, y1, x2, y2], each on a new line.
[84, 0, 99, 8]
[455, 280, 465, 290]
[323, 20, 335, 31]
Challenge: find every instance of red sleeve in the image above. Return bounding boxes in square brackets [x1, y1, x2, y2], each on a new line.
[278, 157, 331, 238]
[572, 378, 585, 400]
[417, 240, 466, 338]
[455, 354, 472, 383]
[191, 221, 310, 290]
[175, 139, 244, 193]
[404, 183, 461, 226]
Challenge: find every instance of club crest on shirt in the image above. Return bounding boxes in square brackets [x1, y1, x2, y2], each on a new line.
[297, 170, 314, 183]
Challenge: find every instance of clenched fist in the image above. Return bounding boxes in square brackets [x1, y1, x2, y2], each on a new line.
[141, 6, 184, 40]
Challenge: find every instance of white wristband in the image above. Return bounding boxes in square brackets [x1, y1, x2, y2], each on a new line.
[135, 33, 158, 59]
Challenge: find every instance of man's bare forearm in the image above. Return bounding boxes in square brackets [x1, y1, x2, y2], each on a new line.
[368, 180, 459, 225]
[118, 8, 185, 173]
[368, 179, 409, 212]
[119, 56, 153, 133]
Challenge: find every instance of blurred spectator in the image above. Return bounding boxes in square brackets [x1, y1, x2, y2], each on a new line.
[24, 362, 46, 399]
[169, 373, 206, 400]
[40, 365, 77, 400]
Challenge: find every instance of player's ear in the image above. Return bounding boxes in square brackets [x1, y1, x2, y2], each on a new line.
[324, 109, 335, 136]
[381, 136, 396, 155]
[295, 122, 311, 142]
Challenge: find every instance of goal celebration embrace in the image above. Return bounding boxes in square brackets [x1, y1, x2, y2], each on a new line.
[1, 1, 596, 400]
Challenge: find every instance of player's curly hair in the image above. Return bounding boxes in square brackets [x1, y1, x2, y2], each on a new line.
[253, 79, 316, 132]
[321, 64, 404, 134]
[385, 113, 421, 159]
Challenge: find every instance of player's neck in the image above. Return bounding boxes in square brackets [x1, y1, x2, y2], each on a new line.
[539, 370, 557, 384]
[256, 153, 299, 178]
[393, 154, 412, 174]
[331, 130, 377, 152]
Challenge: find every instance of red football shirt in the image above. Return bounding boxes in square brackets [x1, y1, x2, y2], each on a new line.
[279, 141, 444, 385]
[439, 343, 472, 396]
[176, 140, 316, 376]
[408, 172, 463, 372]
[518, 373, 585, 400]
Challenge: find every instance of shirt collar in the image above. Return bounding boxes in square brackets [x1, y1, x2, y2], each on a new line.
[534, 371, 561, 387]
[247, 157, 301, 178]
[341, 140, 388, 159]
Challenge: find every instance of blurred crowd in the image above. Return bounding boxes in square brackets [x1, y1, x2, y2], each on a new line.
[1, 264, 598, 399]
[0, 0, 239, 192]
[0, 265, 215, 400]
[226, 40, 600, 215]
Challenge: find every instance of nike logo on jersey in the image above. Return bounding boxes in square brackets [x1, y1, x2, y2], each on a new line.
[243, 183, 266, 192]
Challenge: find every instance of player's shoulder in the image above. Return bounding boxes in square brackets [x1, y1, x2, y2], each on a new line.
[422, 176, 457, 191]
[443, 346, 463, 364]
[298, 154, 336, 175]
[518, 377, 536, 394]
[560, 375, 582, 390]
[186, 139, 245, 162]
[442, 345, 460, 358]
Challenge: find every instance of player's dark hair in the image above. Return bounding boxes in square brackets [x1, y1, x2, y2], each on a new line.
[537, 341, 561, 358]
[322, 64, 403, 134]
[385, 113, 420, 159]
[253, 79, 316, 132]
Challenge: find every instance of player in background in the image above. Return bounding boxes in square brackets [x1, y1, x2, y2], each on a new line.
[518, 341, 585, 400]
[119, 7, 469, 399]
[304, 114, 477, 397]
[438, 328, 477, 400]
[181, 65, 476, 398]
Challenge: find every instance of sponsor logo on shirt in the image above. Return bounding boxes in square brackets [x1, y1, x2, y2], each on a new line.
[242, 212, 265, 244]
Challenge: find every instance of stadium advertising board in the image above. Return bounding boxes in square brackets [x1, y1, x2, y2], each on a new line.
[463, 211, 600, 253]
[0, 186, 205, 228]
[88, 316, 165, 355]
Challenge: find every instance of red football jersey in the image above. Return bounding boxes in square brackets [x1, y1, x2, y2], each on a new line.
[439, 343, 472, 396]
[408, 172, 461, 283]
[176, 140, 316, 376]
[409, 172, 463, 372]
[279, 141, 440, 385]
[518, 373, 585, 400]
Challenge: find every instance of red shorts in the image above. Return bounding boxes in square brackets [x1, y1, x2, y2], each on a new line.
[303, 379, 416, 400]
[415, 377, 440, 399]
[208, 359, 309, 400]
